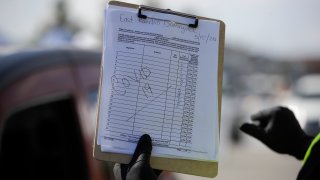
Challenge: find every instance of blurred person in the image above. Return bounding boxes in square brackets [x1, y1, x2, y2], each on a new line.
[38, 1, 79, 46]
[241, 106, 320, 180]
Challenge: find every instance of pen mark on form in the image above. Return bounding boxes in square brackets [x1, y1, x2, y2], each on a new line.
[127, 85, 172, 121]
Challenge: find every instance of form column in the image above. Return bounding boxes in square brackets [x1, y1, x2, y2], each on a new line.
[181, 53, 197, 147]
[132, 46, 171, 144]
[170, 52, 188, 146]
[106, 43, 144, 141]
[160, 51, 179, 144]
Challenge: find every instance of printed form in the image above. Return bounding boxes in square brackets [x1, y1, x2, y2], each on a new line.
[97, 5, 220, 161]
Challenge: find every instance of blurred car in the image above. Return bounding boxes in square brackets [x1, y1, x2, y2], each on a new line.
[229, 73, 287, 145]
[282, 74, 320, 136]
[0, 49, 108, 180]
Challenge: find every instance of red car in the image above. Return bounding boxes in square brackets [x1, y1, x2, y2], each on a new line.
[0, 49, 110, 180]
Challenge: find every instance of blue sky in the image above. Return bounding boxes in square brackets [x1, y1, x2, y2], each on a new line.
[1, 0, 320, 60]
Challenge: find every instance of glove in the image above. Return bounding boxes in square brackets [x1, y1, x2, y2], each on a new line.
[240, 106, 313, 160]
[113, 134, 159, 180]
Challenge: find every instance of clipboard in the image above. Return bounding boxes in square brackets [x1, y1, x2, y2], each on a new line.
[94, 1, 225, 177]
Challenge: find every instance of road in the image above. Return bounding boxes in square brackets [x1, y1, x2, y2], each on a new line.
[172, 143, 301, 180]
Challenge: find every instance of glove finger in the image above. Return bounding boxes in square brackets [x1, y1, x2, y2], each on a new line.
[251, 108, 273, 120]
[114, 163, 128, 180]
[153, 169, 162, 177]
[251, 107, 278, 127]
[240, 123, 266, 142]
[128, 134, 152, 168]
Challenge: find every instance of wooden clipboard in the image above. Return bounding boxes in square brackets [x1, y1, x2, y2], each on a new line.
[93, 1, 225, 177]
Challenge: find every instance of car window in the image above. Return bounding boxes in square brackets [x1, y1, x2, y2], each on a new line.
[0, 98, 88, 180]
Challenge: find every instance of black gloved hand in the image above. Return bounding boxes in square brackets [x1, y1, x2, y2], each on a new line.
[240, 106, 313, 160]
[113, 134, 159, 180]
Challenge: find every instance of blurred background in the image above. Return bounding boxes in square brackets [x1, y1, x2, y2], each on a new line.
[1, 0, 320, 179]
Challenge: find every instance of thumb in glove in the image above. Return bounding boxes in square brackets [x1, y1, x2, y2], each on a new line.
[113, 134, 158, 180]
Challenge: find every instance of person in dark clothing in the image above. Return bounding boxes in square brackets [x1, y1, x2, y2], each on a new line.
[240, 106, 320, 180]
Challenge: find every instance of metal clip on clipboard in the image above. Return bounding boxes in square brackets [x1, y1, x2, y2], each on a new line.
[138, 5, 199, 28]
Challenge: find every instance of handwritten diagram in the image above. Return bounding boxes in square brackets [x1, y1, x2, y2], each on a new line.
[105, 44, 198, 149]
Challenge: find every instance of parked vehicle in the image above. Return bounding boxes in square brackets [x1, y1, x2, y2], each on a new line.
[0, 49, 108, 180]
[283, 74, 320, 136]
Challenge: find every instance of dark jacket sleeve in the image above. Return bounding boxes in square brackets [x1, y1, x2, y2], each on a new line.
[297, 135, 320, 180]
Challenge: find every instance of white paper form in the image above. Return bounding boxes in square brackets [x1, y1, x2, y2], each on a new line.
[97, 4, 220, 161]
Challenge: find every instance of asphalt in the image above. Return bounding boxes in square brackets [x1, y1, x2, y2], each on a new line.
[173, 143, 301, 180]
